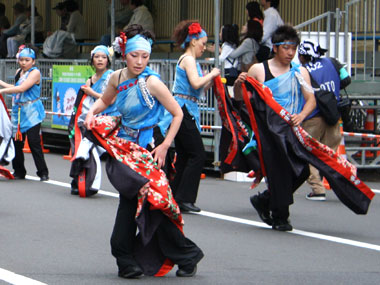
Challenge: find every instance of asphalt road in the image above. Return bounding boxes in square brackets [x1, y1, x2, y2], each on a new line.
[1, 152, 380, 285]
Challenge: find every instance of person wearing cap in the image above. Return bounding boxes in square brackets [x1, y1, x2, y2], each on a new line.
[69, 45, 119, 196]
[84, 24, 204, 279]
[0, 45, 49, 181]
[0, 2, 27, 58]
[52, 2, 70, 31]
[64, 0, 87, 41]
[234, 25, 315, 231]
[298, 39, 351, 201]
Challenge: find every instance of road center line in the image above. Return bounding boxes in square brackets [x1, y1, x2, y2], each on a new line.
[0, 268, 47, 285]
[31, 176, 380, 252]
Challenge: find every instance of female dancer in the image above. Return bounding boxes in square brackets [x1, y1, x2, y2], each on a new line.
[160, 20, 220, 212]
[84, 25, 203, 278]
[0, 45, 49, 181]
[70, 45, 118, 196]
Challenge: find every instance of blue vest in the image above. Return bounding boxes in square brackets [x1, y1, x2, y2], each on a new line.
[304, 58, 341, 119]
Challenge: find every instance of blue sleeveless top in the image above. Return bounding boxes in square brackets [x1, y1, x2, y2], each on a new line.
[116, 66, 163, 148]
[264, 63, 305, 115]
[93, 69, 120, 116]
[78, 69, 119, 123]
[159, 58, 204, 134]
[304, 57, 341, 119]
[11, 67, 45, 135]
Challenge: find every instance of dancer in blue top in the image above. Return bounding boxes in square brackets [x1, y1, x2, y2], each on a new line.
[0, 45, 49, 181]
[70, 45, 119, 196]
[160, 20, 220, 213]
[80, 45, 119, 118]
[234, 25, 315, 231]
[84, 24, 204, 278]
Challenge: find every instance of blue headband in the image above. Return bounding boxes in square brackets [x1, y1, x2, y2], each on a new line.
[273, 41, 297, 46]
[181, 29, 208, 49]
[125, 35, 152, 54]
[91, 45, 110, 56]
[18, 48, 35, 59]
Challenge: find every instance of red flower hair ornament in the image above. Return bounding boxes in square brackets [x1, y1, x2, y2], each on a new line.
[181, 22, 207, 49]
[112, 32, 128, 60]
[188, 22, 202, 35]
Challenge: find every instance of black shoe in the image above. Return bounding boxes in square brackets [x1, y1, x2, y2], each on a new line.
[71, 188, 79, 195]
[176, 265, 197, 277]
[250, 194, 273, 226]
[12, 173, 25, 180]
[87, 189, 98, 196]
[179, 202, 201, 212]
[40, 175, 49, 181]
[272, 219, 293, 231]
[118, 265, 143, 279]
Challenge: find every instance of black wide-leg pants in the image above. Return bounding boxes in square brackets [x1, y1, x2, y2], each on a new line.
[12, 123, 49, 177]
[110, 194, 203, 273]
[170, 106, 206, 203]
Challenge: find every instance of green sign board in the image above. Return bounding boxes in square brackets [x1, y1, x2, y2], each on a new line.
[51, 65, 93, 130]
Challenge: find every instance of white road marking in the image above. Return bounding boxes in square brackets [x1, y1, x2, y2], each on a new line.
[0, 268, 47, 285]
[195, 211, 380, 252]
[29, 176, 380, 253]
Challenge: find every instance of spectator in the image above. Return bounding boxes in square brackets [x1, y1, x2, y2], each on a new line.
[0, 2, 27, 58]
[234, 25, 315, 231]
[260, 0, 284, 51]
[0, 3, 10, 32]
[42, 2, 78, 59]
[64, 0, 87, 41]
[207, 24, 240, 87]
[100, 0, 133, 47]
[246, 1, 264, 23]
[7, 6, 44, 58]
[52, 2, 70, 31]
[229, 19, 263, 72]
[219, 24, 240, 86]
[123, 0, 154, 33]
[298, 39, 351, 201]
[241, 2, 264, 39]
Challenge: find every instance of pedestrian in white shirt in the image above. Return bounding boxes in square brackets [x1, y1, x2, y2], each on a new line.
[260, 0, 284, 49]
[123, 0, 154, 33]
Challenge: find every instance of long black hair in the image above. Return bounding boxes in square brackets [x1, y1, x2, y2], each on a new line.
[221, 24, 239, 47]
[243, 19, 263, 43]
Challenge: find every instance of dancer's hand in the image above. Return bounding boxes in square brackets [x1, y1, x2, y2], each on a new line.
[84, 112, 95, 130]
[290, 113, 305, 126]
[151, 143, 168, 169]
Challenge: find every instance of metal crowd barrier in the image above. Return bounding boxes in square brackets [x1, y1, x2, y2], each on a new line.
[0, 58, 222, 170]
